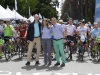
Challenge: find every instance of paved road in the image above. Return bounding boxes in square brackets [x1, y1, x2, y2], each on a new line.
[0, 53, 100, 75]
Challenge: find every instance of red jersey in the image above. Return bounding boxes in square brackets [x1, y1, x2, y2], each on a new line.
[17, 26, 28, 37]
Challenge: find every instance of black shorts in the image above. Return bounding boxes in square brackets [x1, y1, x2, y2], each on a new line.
[66, 35, 74, 46]
[66, 35, 73, 40]
[4, 37, 11, 43]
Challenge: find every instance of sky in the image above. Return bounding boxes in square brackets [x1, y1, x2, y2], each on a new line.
[56, 0, 64, 15]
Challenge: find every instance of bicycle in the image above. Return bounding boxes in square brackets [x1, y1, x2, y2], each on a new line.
[91, 36, 100, 62]
[17, 37, 27, 60]
[65, 35, 74, 60]
[78, 35, 86, 61]
[3, 37, 14, 61]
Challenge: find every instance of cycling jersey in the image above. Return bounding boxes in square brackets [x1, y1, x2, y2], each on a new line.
[3, 25, 13, 37]
[0, 25, 3, 31]
[0, 24, 3, 37]
[91, 28, 100, 38]
[17, 26, 28, 37]
[65, 24, 76, 36]
[87, 26, 93, 32]
[77, 26, 87, 36]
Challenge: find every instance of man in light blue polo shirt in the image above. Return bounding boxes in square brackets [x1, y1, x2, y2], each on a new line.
[34, 22, 40, 37]
[51, 17, 66, 67]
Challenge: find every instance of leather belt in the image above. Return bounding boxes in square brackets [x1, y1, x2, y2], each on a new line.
[54, 38, 62, 41]
[42, 38, 51, 40]
[34, 36, 40, 38]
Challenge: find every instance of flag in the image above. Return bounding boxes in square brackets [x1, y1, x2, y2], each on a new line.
[15, 0, 18, 10]
[29, 6, 31, 17]
[7, 5, 9, 8]
[39, 13, 42, 19]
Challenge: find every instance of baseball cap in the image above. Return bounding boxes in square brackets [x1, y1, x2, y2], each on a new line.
[59, 20, 63, 23]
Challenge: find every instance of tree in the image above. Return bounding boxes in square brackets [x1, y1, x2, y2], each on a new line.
[61, 0, 95, 23]
[0, 0, 58, 19]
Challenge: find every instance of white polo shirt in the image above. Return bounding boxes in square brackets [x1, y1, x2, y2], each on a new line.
[65, 24, 76, 36]
[77, 26, 87, 36]
[0, 24, 3, 31]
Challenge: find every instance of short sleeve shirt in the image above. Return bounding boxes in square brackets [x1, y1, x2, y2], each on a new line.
[77, 26, 87, 36]
[3, 25, 13, 37]
[17, 26, 28, 37]
[91, 28, 100, 38]
[65, 24, 76, 36]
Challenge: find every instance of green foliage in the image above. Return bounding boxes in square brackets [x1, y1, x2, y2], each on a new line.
[0, 0, 58, 18]
[61, 0, 95, 23]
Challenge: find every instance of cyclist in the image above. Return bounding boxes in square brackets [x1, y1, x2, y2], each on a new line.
[76, 20, 92, 60]
[2, 20, 14, 55]
[91, 22, 100, 54]
[65, 18, 76, 60]
[0, 37, 4, 59]
[16, 21, 28, 46]
[0, 19, 4, 58]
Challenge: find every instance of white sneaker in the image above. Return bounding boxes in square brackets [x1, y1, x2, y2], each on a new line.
[89, 55, 92, 60]
[76, 50, 79, 54]
[76, 47, 79, 54]
[68, 50, 70, 54]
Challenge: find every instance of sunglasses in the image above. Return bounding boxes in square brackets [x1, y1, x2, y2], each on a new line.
[79, 23, 82, 24]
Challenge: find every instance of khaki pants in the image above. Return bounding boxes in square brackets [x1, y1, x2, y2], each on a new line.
[27, 37, 41, 62]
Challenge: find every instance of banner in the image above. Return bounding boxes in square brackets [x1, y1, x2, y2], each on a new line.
[95, 0, 100, 26]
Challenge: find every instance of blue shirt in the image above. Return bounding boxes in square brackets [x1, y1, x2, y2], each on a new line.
[41, 26, 52, 39]
[51, 23, 64, 39]
[91, 28, 100, 38]
[34, 22, 40, 37]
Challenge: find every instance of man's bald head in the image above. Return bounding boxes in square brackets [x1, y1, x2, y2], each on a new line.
[34, 14, 39, 22]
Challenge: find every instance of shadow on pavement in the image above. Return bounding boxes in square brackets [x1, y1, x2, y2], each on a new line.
[12, 58, 23, 62]
[74, 55, 88, 58]
[0, 59, 8, 63]
[92, 59, 100, 64]
[21, 65, 63, 71]
[76, 58, 88, 63]
[21, 65, 38, 70]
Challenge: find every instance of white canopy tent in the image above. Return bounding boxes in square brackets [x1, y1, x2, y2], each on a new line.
[12, 9, 24, 20]
[6, 7, 28, 20]
[23, 16, 28, 21]
[6, 7, 15, 16]
[0, 5, 14, 19]
[28, 15, 34, 22]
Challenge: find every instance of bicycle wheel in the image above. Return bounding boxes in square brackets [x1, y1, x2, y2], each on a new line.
[17, 46, 23, 60]
[96, 46, 100, 62]
[4, 44, 11, 61]
[81, 46, 85, 61]
[32, 47, 36, 59]
[79, 44, 85, 61]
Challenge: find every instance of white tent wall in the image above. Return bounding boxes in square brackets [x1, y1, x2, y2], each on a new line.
[0, 5, 14, 20]
[28, 15, 34, 22]
[12, 9, 24, 20]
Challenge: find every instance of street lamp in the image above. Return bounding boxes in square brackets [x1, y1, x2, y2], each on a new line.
[65, 13, 70, 21]
[51, 0, 59, 9]
[51, 0, 59, 17]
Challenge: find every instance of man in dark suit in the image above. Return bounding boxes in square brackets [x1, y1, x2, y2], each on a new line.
[25, 14, 41, 65]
